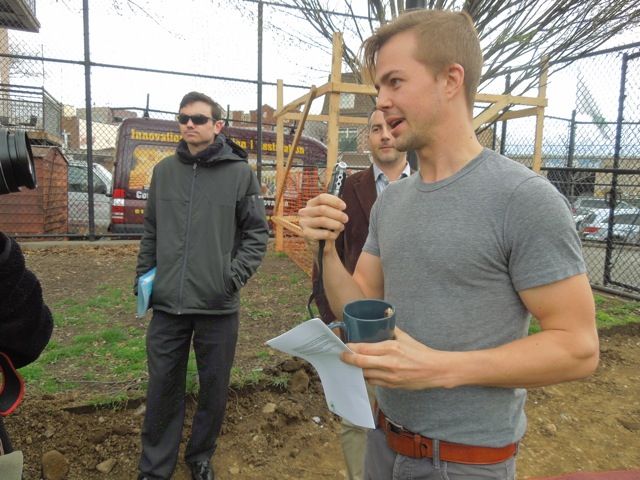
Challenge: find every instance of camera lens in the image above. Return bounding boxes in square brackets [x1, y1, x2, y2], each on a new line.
[0, 128, 36, 195]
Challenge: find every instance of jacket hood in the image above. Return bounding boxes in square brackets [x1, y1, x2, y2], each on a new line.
[176, 133, 248, 167]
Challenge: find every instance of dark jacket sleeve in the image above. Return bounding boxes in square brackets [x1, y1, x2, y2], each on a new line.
[230, 168, 269, 289]
[0, 232, 53, 368]
[135, 168, 158, 292]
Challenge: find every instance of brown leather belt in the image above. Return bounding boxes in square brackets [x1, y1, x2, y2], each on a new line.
[377, 410, 517, 465]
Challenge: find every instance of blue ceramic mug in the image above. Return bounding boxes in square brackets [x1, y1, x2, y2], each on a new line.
[328, 299, 396, 343]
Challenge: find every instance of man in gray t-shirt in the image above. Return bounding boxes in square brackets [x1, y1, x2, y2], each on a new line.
[299, 9, 599, 480]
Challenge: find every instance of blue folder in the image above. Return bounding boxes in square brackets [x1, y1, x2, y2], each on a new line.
[136, 267, 156, 318]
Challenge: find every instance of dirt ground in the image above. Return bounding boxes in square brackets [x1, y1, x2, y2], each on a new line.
[4, 242, 640, 479]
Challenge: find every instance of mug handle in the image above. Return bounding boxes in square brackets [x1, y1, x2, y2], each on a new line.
[327, 321, 347, 342]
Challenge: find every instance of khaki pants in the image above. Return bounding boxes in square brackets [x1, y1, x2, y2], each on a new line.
[340, 384, 376, 480]
[0, 451, 23, 480]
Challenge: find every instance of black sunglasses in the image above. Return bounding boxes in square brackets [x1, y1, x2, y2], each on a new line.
[176, 114, 215, 125]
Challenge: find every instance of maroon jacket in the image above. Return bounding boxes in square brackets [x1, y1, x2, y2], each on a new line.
[312, 166, 377, 323]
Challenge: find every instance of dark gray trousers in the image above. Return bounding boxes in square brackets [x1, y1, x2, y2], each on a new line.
[138, 310, 239, 480]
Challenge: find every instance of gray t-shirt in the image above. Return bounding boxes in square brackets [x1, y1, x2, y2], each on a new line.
[363, 148, 585, 447]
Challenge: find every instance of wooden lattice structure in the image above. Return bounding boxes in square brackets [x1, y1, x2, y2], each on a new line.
[272, 32, 548, 275]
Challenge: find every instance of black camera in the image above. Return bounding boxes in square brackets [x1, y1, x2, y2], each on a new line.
[0, 128, 36, 196]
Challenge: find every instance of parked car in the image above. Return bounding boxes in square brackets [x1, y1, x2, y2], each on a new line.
[572, 196, 635, 217]
[573, 211, 592, 233]
[580, 208, 640, 243]
[572, 196, 637, 234]
[67, 159, 113, 233]
[610, 213, 640, 244]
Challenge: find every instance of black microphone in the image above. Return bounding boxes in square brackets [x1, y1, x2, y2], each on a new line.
[307, 161, 349, 318]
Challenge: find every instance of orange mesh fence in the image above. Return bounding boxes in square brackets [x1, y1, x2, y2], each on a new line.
[274, 118, 372, 276]
[276, 159, 371, 276]
[277, 165, 327, 276]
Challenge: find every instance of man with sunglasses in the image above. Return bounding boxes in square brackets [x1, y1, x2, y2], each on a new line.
[135, 91, 269, 480]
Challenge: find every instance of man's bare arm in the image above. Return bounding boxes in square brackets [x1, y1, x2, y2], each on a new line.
[322, 251, 385, 320]
[343, 274, 599, 390]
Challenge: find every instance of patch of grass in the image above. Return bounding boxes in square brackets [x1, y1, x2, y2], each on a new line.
[288, 272, 304, 285]
[255, 349, 271, 360]
[19, 363, 44, 384]
[40, 377, 72, 394]
[101, 328, 128, 344]
[52, 285, 133, 328]
[270, 373, 290, 390]
[72, 333, 100, 345]
[186, 354, 199, 395]
[230, 367, 266, 389]
[528, 293, 640, 335]
[24, 284, 144, 396]
[88, 392, 131, 409]
[249, 308, 272, 320]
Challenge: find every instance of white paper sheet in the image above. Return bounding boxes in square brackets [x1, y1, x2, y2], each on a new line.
[266, 318, 375, 429]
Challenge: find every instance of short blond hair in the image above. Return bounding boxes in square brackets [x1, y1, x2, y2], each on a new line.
[362, 9, 483, 111]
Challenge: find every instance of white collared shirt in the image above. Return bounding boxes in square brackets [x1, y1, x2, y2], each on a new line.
[373, 162, 411, 196]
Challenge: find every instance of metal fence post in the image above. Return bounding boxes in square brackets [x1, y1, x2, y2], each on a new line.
[257, 0, 263, 185]
[567, 109, 577, 198]
[83, 0, 95, 240]
[499, 74, 510, 155]
[604, 53, 629, 286]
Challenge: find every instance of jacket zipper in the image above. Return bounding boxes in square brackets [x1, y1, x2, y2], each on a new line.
[177, 162, 198, 314]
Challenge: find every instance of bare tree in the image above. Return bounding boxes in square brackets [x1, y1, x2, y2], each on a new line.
[277, 0, 640, 96]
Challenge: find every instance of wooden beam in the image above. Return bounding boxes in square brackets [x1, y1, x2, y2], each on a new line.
[532, 56, 549, 173]
[283, 112, 369, 125]
[274, 85, 317, 214]
[274, 81, 375, 120]
[271, 215, 303, 236]
[476, 93, 547, 107]
[495, 107, 538, 122]
[325, 32, 343, 187]
[473, 98, 509, 128]
[275, 79, 285, 251]
[274, 83, 333, 119]
[330, 81, 377, 96]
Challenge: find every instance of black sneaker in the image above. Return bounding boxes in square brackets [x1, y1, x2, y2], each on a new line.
[188, 461, 213, 480]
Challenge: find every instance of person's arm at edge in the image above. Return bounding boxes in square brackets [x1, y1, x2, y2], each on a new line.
[321, 246, 384, 321]
[447, 272, 599, 388]
[0, 232, 53, 368]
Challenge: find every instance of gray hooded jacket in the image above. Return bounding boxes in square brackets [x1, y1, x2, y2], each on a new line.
[136, 133, 269, 315]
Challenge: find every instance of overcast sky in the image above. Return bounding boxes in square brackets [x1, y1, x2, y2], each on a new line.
[6, 0, 638, 124]
[8, 0, 343, 114]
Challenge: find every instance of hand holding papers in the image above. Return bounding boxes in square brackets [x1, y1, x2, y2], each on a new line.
[266, 318, 375, 429]
[136, 267, 156, 318]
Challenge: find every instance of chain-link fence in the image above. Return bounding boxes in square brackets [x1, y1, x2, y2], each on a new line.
[0, 1, 332, 238]
[0, 2, 638, 297]
[497, 47, 640, 298]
